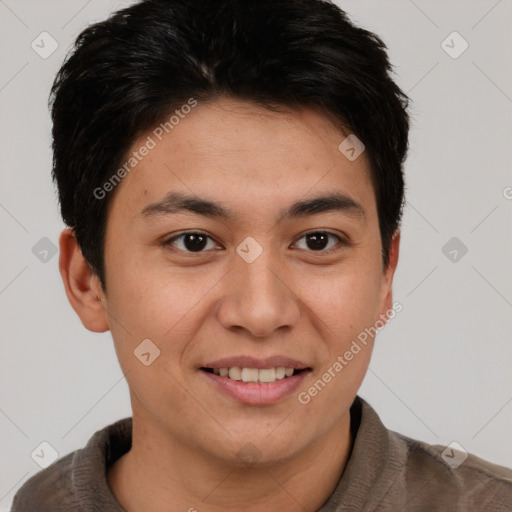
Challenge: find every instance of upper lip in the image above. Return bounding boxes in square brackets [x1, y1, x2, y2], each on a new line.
[201, 355, 309, 370]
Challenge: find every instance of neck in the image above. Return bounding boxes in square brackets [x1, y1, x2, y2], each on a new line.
[108, 408, 354, 512]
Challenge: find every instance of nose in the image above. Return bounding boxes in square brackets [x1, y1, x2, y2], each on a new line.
[215, 246, 301, 339]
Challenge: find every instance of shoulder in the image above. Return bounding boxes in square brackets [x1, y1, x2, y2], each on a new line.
[390, 430, 512, 510]
[10, 417, 132, 512]
[352, 397, 512, 511]
[10, 451, 80, 511]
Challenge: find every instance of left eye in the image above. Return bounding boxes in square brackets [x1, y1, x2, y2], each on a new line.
[163, 231, 344, 254]
[294, 231, 343, 253]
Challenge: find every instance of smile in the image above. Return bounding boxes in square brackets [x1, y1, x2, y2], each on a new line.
[199, 357, 312, 405]
[201, 366, 305, 383]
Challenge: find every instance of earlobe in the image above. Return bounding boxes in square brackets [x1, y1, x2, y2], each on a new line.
[58, 227, 110, 333]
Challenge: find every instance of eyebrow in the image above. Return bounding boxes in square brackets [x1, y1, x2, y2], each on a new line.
[140, 190, 366, 223]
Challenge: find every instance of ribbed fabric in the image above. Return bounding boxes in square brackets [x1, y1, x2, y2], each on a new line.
[11, 396, 512, 511]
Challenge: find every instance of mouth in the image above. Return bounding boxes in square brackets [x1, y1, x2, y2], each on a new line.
[199, 356, 312, 405]
[200, 366, 308, 383]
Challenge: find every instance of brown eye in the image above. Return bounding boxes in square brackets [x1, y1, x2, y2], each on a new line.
[294, 231, 345, 253]
[163, 232, 218, 253]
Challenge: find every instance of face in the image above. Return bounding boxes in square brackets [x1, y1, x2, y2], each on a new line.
[78, 97, 398, 465]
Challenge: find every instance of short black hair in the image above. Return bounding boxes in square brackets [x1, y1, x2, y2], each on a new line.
[50, 0, 409, 289]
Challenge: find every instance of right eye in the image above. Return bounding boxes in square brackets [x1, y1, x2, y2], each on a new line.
[161, 231, 222, 253]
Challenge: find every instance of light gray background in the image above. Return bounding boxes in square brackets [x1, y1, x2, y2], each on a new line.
[1, 0, 511, 508]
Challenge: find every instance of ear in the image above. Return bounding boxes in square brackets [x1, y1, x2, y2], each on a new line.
[378, 230, 401, 317]
[58, 227, 110, 333]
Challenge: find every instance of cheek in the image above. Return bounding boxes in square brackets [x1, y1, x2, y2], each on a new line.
[294, 270, 380, 421]
[105, 255, 222, 359]
[300, 262, 384, 337]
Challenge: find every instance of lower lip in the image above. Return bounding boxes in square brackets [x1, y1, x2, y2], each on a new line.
[200, 370, 309, 405]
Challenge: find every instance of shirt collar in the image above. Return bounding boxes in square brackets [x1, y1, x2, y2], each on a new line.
[72, 395, 398, 512]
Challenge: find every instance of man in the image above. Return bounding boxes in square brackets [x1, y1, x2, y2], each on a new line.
[11, 0, 512, 510]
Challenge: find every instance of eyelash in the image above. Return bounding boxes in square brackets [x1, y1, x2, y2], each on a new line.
[161, 230, 348, 256]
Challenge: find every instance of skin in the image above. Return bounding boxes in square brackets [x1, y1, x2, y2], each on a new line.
[59, 96, 400, 512]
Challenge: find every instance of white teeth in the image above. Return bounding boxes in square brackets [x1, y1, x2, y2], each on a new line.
[228, 367, 242, 380]
[275, 367, 286, 379]
[212, 367, 299, 383]
[241, 368, 259, 382]
[258, 368, 276, 382]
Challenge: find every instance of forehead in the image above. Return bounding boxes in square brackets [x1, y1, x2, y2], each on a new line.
[107, 97, 376, 224]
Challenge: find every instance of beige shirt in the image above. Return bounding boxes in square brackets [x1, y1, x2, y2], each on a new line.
[10, 395, 512, 511]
